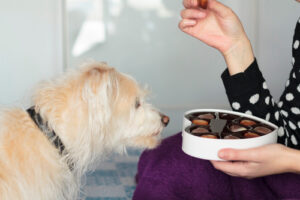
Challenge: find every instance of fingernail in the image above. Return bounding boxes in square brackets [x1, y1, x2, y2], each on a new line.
[219, 151, 225, 158]
[183, 20, 196, 26]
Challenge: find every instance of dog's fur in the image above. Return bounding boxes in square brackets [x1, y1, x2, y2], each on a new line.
[0, 63, 167, 200]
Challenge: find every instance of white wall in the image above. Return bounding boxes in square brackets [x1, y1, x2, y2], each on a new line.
[0, 0, 63, 107]
[0, 0, 299, 136]
[65, 0, 263, 136]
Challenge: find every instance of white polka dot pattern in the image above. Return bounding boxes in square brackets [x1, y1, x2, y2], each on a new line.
[262, 82, 267, 89]
[289, 121, 297, 130]
[245, 110, 252, 115]
[278, 101, 283, 108]
[280, 110, 289, 118]
[265, 96, 270, 105]
[286, 93, 294, 101]
[286, 80, 290, 87]
[285, 128, 289, 136]
[271, 98, 275, 106]
[249, 94, 259, 104]
[291, 135, 298, 146]
[294, 40, 299, 49]
[291, 107, 300, 115]
[292, 57, 295, 65]
[278, 127, 284, 137]
[265, 113, 270, 121]
[275, 111, 279, 121]
[232, 102, 240, 110]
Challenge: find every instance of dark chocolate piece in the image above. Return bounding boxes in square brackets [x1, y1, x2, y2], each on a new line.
[197, 113, 215, 120]
[221, 132, 244, 139]
[219, 113, 240, 121]
[240, 119, 257, 127]
[244, 132, 260, 138]
[228, 124, 247, 132]
[192, 119, 209, 126]
[197, 0, 208, 9]
[191, 127, 210, 134]
[224, 135, 240, 139]
[253, 126, 272, 134]
[200, 134, 218, 139]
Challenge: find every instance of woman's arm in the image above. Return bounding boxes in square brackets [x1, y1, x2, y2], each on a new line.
[179, 0, 300, 177]
[179, 0, 300, 148]
[221, 20, 300, 148]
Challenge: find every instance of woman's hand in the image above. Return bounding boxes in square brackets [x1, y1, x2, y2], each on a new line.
[210, 144, 300, 179]
[179, 0, 254, 75]
[179, 0, 245, 54]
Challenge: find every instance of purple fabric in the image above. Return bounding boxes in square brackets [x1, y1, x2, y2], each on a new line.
[133, 133, 300, 200]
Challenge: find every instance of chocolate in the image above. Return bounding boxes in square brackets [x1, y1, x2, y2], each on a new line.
[254, 126, 272, 134]
[244, 132, 260, 138]
[228, 124, 247, 132]
[224, 135, 240, 139]
[240, 119, 257, 127]
[185, 111, 275, 139]
[188, 126, 218, 138]
[191, 127, 210, 134]
[219, 113, 240, 121]
[196, 113, 215, 119]
[197, 0, 208, 9]
[221, 131, 243, 139]
[192, 119, 209, 126]
[201, 134, 218, 139]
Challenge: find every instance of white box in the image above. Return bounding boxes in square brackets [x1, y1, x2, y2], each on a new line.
[182, 109, 278, 161]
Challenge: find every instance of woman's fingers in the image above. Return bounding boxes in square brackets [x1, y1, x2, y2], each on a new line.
[180, 9, 207, 19]
[178, 19, 197, 30]
[218, 148, 261, 162]
[183, 0, 199, 9]
[179, 9, 206, 30]
[211, 161, 251, 177]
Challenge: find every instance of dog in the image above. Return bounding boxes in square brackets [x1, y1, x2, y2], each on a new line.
[0, 62, 169, 200]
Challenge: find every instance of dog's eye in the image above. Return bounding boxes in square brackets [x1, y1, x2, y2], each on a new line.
[135, 98, 141, 109]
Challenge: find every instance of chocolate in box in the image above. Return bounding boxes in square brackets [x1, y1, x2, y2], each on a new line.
[182, 109, 278, 161]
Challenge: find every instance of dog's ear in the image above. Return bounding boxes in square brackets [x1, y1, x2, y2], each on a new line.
[81, 64, 119, 121]
[82, 64, 118, 94]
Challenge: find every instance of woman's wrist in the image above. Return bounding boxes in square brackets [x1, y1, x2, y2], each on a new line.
[222, 37, 255, 76]
[286, 148, 300, 174]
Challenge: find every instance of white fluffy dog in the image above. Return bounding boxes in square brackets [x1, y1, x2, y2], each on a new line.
[0, 63, 169, 200]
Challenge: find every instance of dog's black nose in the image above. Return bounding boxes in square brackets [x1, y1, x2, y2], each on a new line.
[160, 114, 169, 127]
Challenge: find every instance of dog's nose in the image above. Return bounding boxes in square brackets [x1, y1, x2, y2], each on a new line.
[160, 113, 169, 127]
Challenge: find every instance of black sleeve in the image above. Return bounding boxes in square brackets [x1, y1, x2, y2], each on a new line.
[221, 60, 287, 146]
[221, 18, 300, 149]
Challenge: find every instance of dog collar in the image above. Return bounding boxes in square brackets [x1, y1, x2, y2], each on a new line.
[27, 107, 74, 170]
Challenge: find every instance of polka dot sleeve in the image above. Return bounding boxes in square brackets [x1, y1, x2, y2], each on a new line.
[221, 17, 300, 149]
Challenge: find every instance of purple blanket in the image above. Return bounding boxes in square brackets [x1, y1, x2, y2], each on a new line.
[133, 133, 300, 200]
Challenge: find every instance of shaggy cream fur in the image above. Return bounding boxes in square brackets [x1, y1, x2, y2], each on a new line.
[0, 63, 168, 200]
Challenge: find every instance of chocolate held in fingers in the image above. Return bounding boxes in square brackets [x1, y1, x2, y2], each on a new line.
[198, 0, 208, 9]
